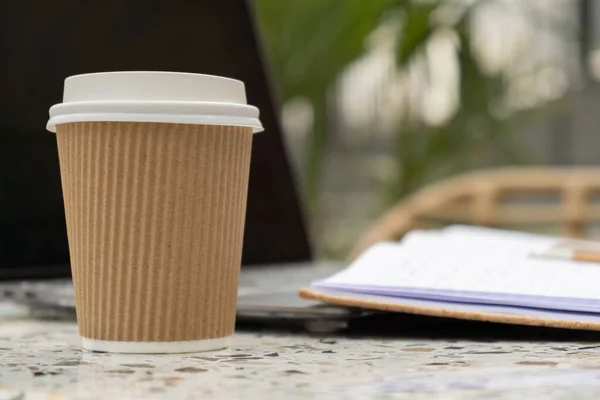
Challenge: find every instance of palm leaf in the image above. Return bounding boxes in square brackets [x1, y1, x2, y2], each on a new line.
[254, 0, 395, 101]
[254, 0, 395, 220]
[395, 0, 440, 66]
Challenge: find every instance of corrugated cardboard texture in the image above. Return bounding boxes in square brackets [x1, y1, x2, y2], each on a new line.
[56, 122, 253, 342]
[299, 287, 600, 331]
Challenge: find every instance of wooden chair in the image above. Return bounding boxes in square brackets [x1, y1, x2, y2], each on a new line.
[349, 167, 600, 260]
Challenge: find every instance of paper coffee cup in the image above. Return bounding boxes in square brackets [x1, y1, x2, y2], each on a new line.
[47, 72, 262, 353]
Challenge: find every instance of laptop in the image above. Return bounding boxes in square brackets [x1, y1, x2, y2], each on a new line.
[0, 0, 366, 331]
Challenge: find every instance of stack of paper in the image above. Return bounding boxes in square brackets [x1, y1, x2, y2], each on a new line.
[310, 226, 600, 323]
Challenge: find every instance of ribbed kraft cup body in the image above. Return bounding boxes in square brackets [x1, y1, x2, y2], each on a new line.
[55, 122, 252, 342]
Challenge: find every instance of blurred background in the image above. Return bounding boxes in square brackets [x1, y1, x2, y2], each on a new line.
[252, 0, 593, 259]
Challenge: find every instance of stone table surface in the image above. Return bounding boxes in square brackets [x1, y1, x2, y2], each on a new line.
[3, 304, 600, 399]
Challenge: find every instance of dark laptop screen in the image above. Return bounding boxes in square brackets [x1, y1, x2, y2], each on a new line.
[0, 0, 312, 278]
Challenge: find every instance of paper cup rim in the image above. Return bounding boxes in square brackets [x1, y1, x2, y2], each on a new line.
[47, 100, 263, 133]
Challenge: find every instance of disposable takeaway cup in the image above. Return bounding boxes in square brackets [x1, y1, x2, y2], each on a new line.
[46, 72, 262, 353]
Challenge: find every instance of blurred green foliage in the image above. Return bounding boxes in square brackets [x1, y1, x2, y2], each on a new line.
[254, 0, 572, 254]
[254, 0, 396, 218]
[386, 0, 569, 205]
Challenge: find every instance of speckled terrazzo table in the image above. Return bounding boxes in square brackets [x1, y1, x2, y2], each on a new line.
[4, 306, 600, 399]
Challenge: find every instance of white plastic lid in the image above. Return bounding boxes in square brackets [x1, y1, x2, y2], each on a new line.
[47, 71, 263, 133]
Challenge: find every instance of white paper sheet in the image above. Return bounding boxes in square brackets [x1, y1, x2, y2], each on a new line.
[313, 226, 600, 313]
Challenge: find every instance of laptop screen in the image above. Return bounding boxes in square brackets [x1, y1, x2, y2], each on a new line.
[0, 0, 312, 279]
